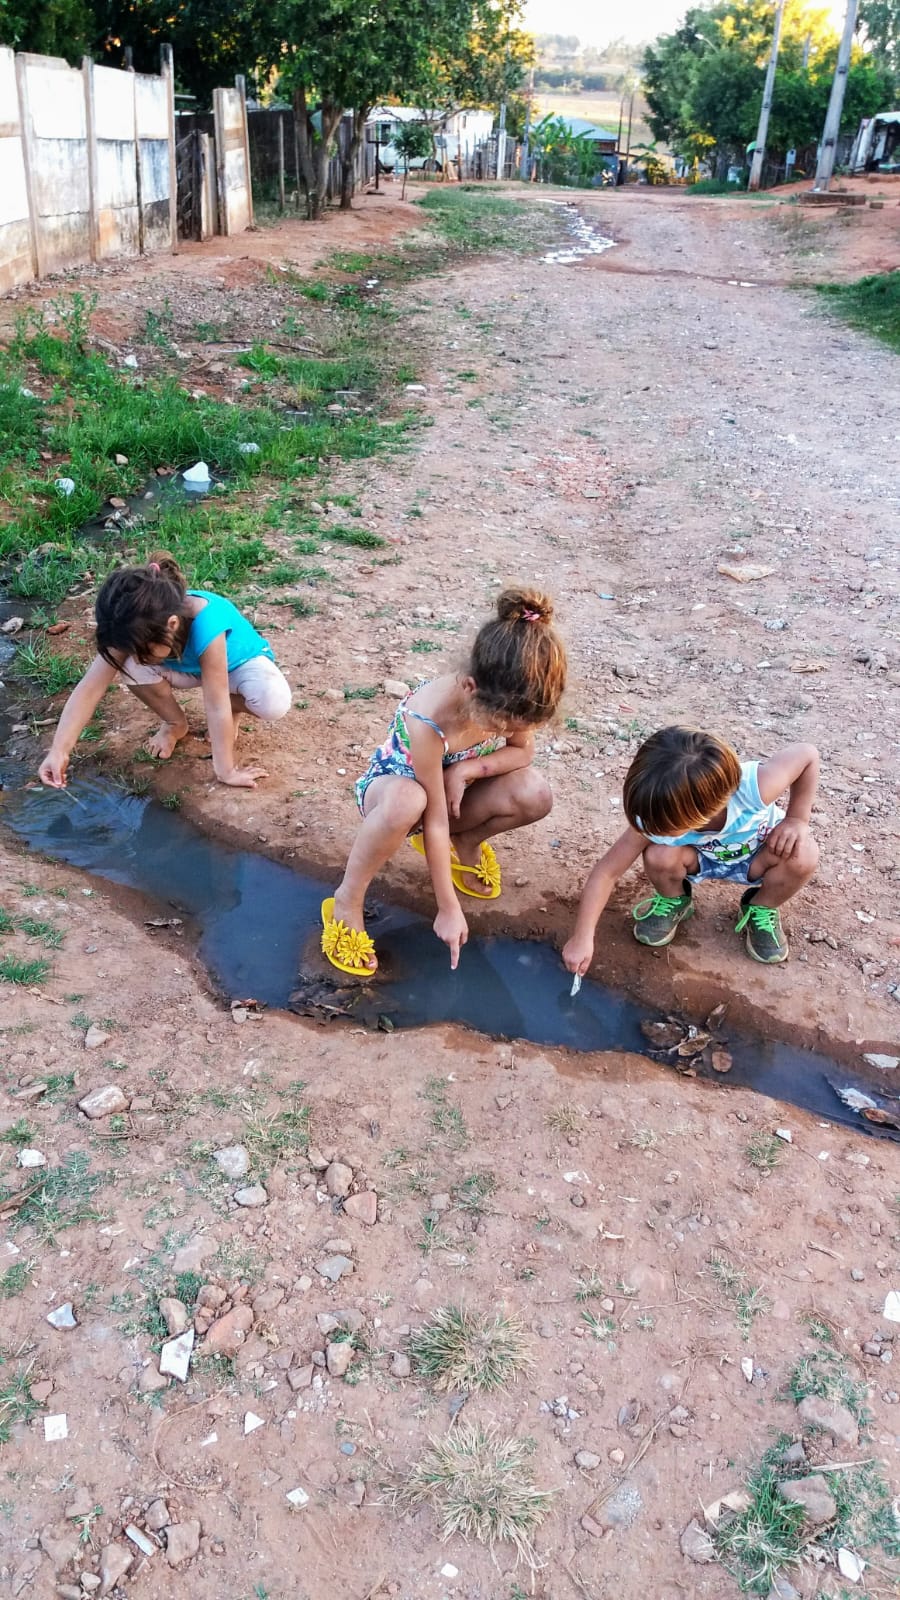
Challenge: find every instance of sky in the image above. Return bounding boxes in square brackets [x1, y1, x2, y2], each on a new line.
[522, 0, 847, 47]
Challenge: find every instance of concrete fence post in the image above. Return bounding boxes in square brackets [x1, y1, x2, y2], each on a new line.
[160, 43, 178, 252]
[82, 55, 100, 262]
[14, 54, 41, 279]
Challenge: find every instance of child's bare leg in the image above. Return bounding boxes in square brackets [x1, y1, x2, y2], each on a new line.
[642, 843, 699, 895]
[746, 838, 819, 907]
[332, 777, 427, 954]
[450, 769, 552, 895]
[126, 682, 189, 759]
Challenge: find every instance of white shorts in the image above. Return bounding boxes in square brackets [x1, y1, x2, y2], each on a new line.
[121, 653, 292, 722]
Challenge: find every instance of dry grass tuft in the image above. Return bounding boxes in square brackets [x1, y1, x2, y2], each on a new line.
[394, 1422, 551, 1565]
[409, 1305, 532, 1393]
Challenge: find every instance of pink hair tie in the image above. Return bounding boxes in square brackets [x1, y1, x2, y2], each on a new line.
[522, 608, 541, 622]
[148, 561, 161, 574]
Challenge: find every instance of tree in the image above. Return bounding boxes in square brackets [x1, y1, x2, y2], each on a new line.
[394, 119, 433, 198]
[859, 0, 900, 71]
[92, 0, 277, 104]
[0, 0, 95, 55]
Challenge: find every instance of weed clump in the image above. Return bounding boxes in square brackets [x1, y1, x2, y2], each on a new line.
[409, 1305, 531, 1393]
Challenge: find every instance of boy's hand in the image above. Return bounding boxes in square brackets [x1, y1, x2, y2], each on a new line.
[563, 934, 594, 977]
[434, 904, 468, 970]
[39, 751, 69, 788]
[766, 818, 810, 859]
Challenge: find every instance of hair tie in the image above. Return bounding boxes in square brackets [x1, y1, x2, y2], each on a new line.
[148, 561, 161, 574]
[522, 608, 541, 623]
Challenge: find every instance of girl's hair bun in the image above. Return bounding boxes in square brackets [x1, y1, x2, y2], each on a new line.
[147, 552, 186, 586]
[495, 587, 554, 627]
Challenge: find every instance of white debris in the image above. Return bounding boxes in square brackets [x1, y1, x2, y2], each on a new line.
[122, 353, 139, 369]
[46, 1302, 77, 1330]
[199, 1431, 218, 1448]
[124, 1525, 155, 1557]
[741, 1357, 754, 1382]
[563, 1170, 589, 1184]
[286, 1487, 310, 1509]
[17, 1148, 46, 1168]
[883, 1290, 900, 1324]
[1, 617, 24, 635]
[440, 1565, 459, 1579]
[238, 442, 260, 454]
[55, 477, 75, 496]
[244, 1411, 265, 1435]
[837, 1548, 866, 1583]
[570, 973, 582, 997]
[775, 1128, 792, 1143]
[864, 1053, 899, 1071]
[44, 1414, 68, 1441]
[159, 1328, 194, 1382]
[182, 461, 211, 487]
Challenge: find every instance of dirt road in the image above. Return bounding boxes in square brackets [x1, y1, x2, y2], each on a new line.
[1, 190, 898, 1600]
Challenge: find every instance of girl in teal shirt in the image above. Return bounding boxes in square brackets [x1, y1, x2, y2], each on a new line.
[39, 554, 291, 790]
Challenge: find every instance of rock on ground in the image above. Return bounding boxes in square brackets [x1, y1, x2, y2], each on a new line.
[165, 1519, 201, 1567]
[796, 1394, 859, 1447]
[777, 1474, 837, 1526]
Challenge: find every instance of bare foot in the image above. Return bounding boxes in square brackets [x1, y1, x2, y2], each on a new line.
[330, 890, 378, 971]
[145, 720, 189, 760]
[454, 843, 496, 896]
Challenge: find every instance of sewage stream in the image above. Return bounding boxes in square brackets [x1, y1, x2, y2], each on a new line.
[0, 773, 896, 1139]
[544, 203, 615, 265]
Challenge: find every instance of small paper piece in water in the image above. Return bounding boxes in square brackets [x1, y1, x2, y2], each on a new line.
[44, 1414, 68, 1441]
[570, 974, 582, 997]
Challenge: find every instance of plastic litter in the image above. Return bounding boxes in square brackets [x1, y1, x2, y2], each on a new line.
[182, 461, 211, 488]
[570, 973, 582, 997]
[837, 1548, 865, 1583]
[44, 1414, 68, 1441]
[238, 442, 260, 454]
[55, 477, 75, 496]
[883, 1290, 900, 1323]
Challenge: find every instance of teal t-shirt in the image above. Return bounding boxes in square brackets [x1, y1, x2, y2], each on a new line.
[165, 591, 274, 677]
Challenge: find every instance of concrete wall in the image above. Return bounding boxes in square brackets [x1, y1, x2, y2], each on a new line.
[0, 47, 183, 292]
[0, 49, 33, 293]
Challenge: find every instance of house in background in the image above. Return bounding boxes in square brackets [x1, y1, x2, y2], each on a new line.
[366, 105, 494, 171]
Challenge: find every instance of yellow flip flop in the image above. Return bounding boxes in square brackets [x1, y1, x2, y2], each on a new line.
[409, 834, 502, 900]
[320, 897, 378, 977]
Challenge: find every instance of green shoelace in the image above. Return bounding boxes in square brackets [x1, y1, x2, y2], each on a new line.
[634, 893, 689, 921]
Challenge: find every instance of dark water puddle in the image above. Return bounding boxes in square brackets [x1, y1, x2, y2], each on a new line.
[1, 772, 897, 1140]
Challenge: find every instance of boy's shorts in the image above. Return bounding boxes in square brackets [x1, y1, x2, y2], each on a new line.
[687, 846, 767, 885]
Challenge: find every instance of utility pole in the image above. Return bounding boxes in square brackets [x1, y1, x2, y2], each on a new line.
[815, 0, 859, 190]
[748, 0, 785, 191]
[519, 65, 534, 180]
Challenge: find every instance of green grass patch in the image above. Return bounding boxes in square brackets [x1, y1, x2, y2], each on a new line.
[787, 1343, 869, 1426]
[418, 189, 562, 254]
[817, 271, 900, 353]
[0, 1354, 41, 1442]
[410, 1305, 531, 1393]
[707, 1254, 769, 1340]
[0, 955, 51, 986]
[1, 1118, 35, 1147]
[328, 523, 385, 549]
[687, 178, 747, 195]
[14, 640, 85, 694]
[424, 1076, 469, 1150]
[6, 1151, 107, 1244]
[0, 1262, 32, 1300]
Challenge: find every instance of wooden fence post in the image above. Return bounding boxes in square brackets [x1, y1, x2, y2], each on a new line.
[160, 43, 178, 253]
[213, 87, 227, 234]
[234, 74, 255, 229]
[14, 55, 41, 280]
[277, 112, 285, 211]
[82, 55, 100, 262]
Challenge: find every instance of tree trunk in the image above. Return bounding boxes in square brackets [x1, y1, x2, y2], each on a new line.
[340, 106, 369, 210]
[292, 89, 344, 221]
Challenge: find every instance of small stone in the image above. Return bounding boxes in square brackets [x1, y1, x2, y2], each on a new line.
[326, 1340, 354, 1378]
[83, 1027, 112, 1051]
[65, 1491, 95, 1520]
[115, 453, 128, 465]
[680, 1519, 715, 1563]
[56, 1586, 82, 1600]
[287, 1364, 314, 1391]
[608, 1448, 625, 1465]
[581, 1514, 605, 1538]
[137, 1364, 169, 1395]
[234, 1184, 267, 1208]
[317, 1313, 341, 1335]
[204, 1304, 253, 1356]
[440, 1564, 458, 1579]
[124, 1525, 155, 1557]
[46, 1303, 77, 1330]
[598, 1481, 643, 1529]
[429, 1193, 451, 1213]
[78, 1085, 127, 1118]
[318, 1255, 353, 1283]
[213, 1145, 249, 1179]
[159, 1298, 189, 1336]
[144, 1499, 169, 1532]
[797, 1394, 859, 1446]
[40, 1524, 80, 1569]
[159, 1329, 194, 1382]
[768, 1576, 800, 1600]
[173, 1237, 214, 1274]
[98, 1544, 132, 1594]
[325, 1162, 354, 1198]
[390, 1352, 411, 1379]
[165, 1520, 201, 1567]
[306, 1146, 330, 1170]
[575, 1450, 601, 1470]
[781, 1441, 806, 1467]
[343, 1191, 377, 1225]
[80, 1576, 101, 1593]
[850, 1269, 865, 1282]
[383, 678, 410, 699]
[251, 1287, 284, 1315]
[18, 1148, 47, 1168]
[777, 1475, 837, 1526]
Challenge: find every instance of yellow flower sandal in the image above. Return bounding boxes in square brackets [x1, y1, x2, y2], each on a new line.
[408, 835, 502, 900]
[320, 897, 378, 978]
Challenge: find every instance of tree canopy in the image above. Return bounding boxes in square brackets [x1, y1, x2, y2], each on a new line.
[642, 0, 897, 164]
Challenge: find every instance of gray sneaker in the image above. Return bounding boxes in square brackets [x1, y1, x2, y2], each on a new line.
[735, 893, 788, 963]
[633, 887, 694, 947]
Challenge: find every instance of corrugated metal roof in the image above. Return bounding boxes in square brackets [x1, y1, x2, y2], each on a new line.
[540, 114, 618, 142]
